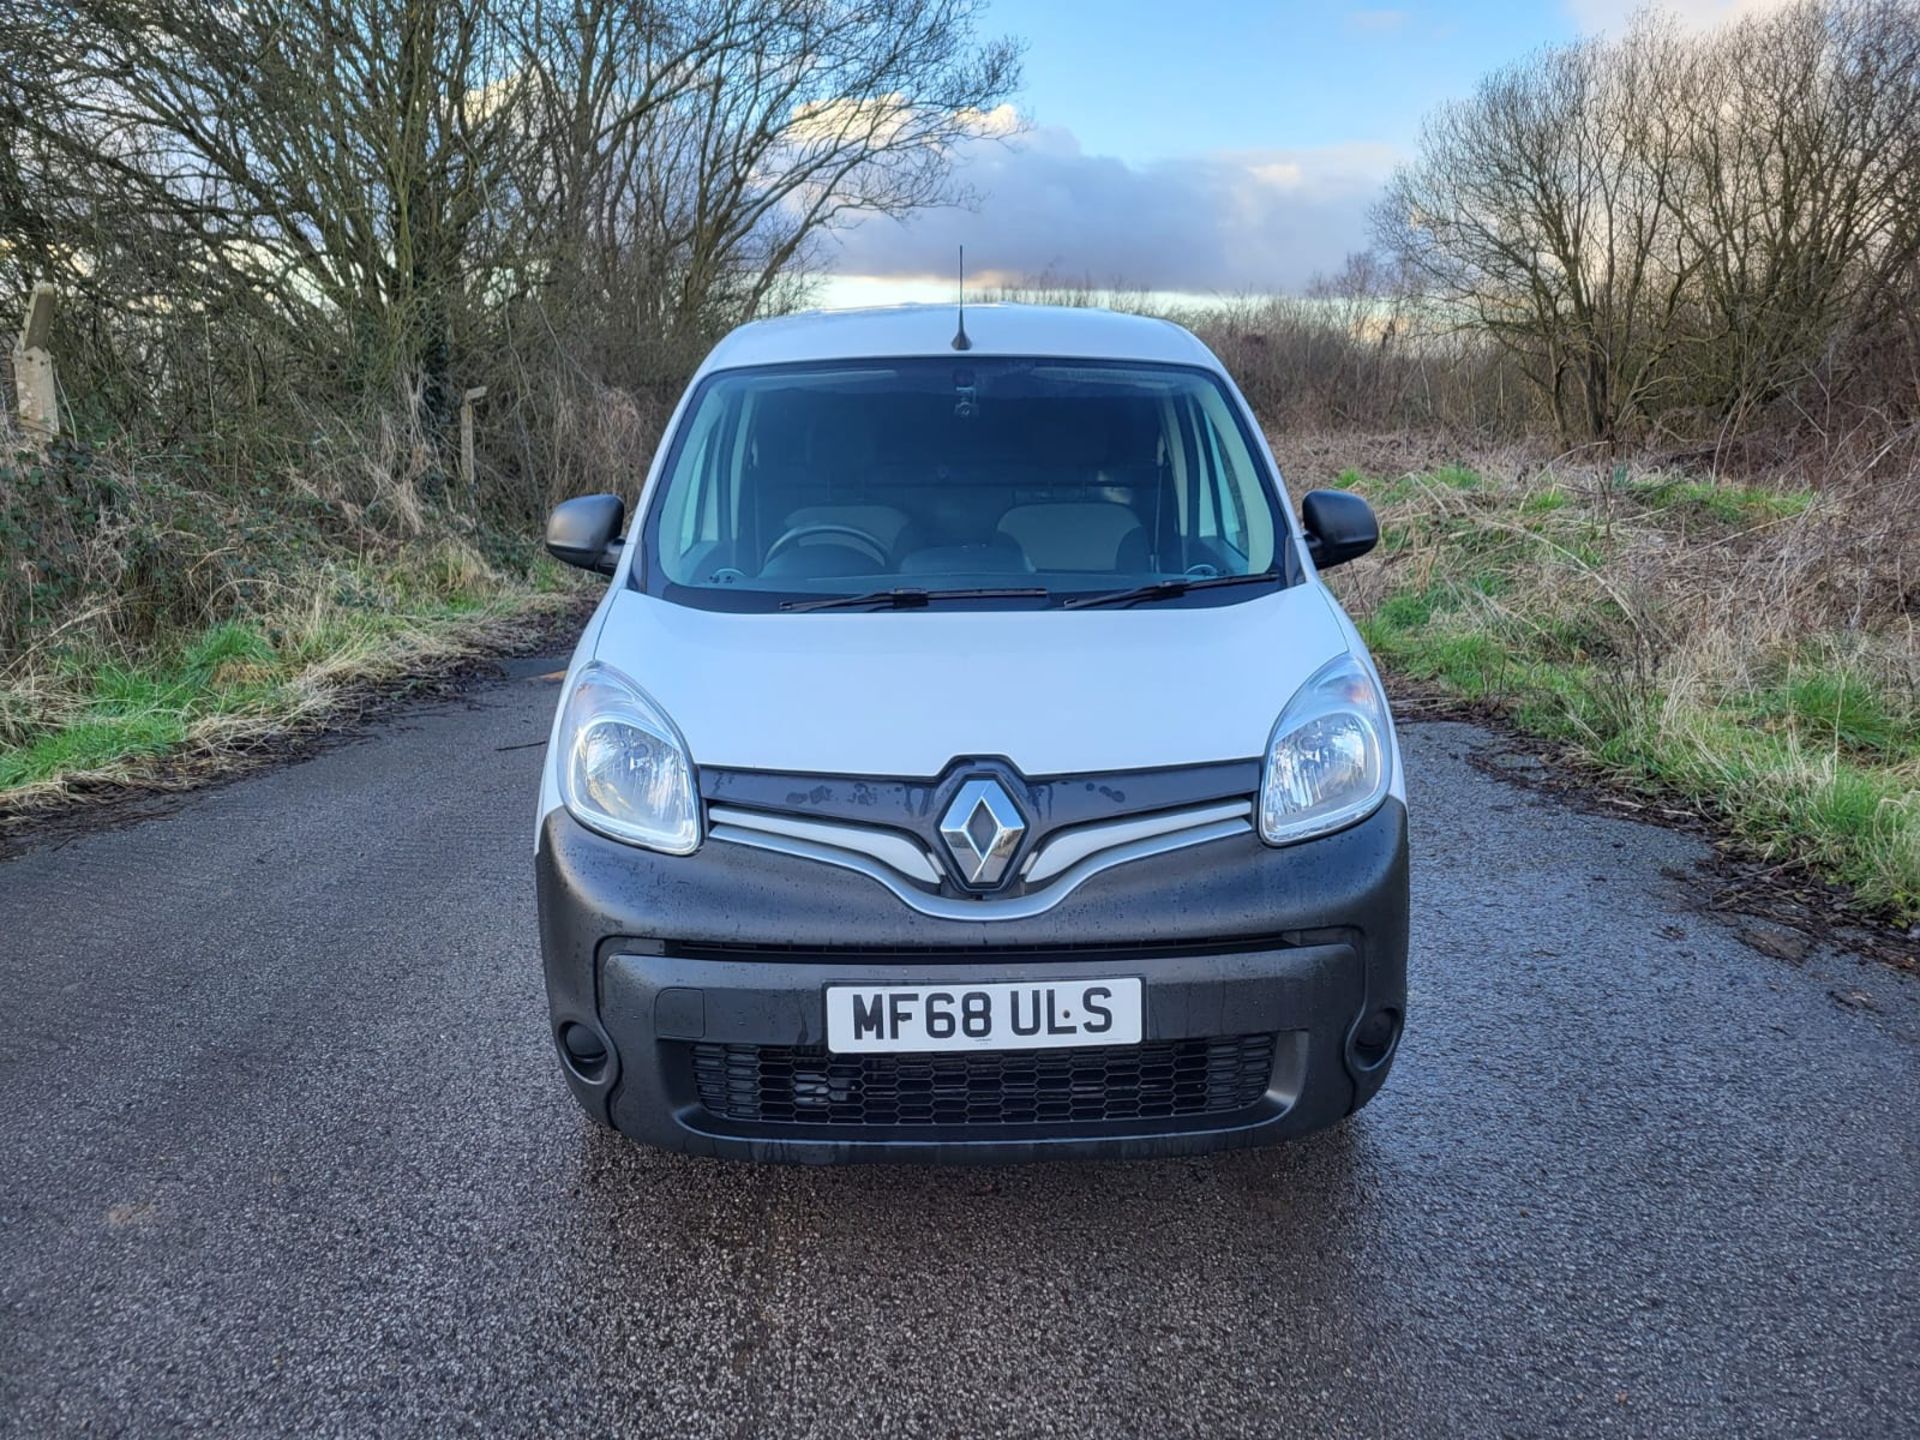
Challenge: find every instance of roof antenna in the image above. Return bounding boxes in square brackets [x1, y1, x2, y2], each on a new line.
[951, 244, 972, 351]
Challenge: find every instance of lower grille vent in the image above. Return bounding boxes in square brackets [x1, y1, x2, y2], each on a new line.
[689, 1034, 1276, 1128]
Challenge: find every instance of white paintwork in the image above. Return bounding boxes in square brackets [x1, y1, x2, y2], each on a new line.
[589, 583, 1349, 776]
[694, 303, 1216, 373]
[537, 304, 1403, 847]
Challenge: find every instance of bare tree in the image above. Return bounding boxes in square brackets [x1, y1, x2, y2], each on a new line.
[1374, 21, 1695, 446]
[0, 0, 1017, 488]
[495, 0, 1018, 368]
[1, 0, 540, 469]
[1372, 1, 1920, 449]
[1670, 0, 1920, 430]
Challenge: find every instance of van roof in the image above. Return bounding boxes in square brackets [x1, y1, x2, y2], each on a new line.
[698, 303, 1220, 374]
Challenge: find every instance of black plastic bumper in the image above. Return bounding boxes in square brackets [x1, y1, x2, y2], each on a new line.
[535, 798, 1409, 1163]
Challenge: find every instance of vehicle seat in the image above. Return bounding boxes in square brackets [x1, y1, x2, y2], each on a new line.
[996, 503, 1149, 572]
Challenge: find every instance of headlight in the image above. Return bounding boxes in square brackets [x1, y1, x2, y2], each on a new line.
[556, 662, 700, 854]
[1259, 654, 1392, 845]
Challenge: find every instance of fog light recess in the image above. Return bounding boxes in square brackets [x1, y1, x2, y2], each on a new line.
[557, 1022, 611, 1082]
[1350, 1008, 1401, 1070]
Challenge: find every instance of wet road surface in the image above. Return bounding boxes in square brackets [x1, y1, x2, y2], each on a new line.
[2, 657, 1915, 1437]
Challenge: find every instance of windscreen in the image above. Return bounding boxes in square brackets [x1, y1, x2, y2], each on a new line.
[642, 357, 1283, 608]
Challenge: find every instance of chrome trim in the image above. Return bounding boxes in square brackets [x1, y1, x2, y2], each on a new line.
[1022, 801, 1252, 884]
[709, 817, 1253, 921]
[937, 776, 1027, 887]
[706, 805, 941, 884]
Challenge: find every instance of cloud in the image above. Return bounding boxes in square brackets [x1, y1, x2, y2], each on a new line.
[1566, 0, 1794, 33]
[790, 97, 1021, 148]
[825, 122, 1396, 295]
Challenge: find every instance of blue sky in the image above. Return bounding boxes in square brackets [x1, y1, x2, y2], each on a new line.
[1006, 1, 1574, 159]
[821, 0, 1769, 303]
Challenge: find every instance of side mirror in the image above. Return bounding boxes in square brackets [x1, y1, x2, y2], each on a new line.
[545, 493, 626, 576]
[1300, 489, 1378, 570]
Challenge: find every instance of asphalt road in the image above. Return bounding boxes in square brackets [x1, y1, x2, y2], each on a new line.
[2, 654, 1915, 1439]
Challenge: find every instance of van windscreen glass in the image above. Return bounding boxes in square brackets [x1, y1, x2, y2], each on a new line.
[640, 357, 1288, 610]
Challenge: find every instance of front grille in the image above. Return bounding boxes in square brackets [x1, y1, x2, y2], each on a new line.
[689, 1034, 1277, 1128]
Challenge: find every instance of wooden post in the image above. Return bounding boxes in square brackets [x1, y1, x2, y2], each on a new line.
[12, 283, 58, 454]
[459, 385, 487, 497]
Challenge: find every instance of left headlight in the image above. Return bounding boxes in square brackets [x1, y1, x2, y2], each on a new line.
[556, 662, 700, 855]
[1259, 653, 1393, 846]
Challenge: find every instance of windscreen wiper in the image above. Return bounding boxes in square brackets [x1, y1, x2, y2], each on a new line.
[1061, 571, 1282, 610]
[780, 585, 1051, 613]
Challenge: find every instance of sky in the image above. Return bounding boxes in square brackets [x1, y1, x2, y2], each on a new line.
[818, 0, 1788, 306]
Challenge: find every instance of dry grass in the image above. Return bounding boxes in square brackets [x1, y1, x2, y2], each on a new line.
[1272, 434, 1920, 923]
[2, 397, 595, 816]
[0, 537, 578, 817]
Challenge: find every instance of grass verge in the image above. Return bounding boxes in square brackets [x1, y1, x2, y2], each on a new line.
[1313, 454, 1920, 927]
[1, 537, 581, 814]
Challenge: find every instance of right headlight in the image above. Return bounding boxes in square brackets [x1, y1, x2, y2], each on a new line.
[1259, 653, 1392, 846]
[556, 662, 700, 855]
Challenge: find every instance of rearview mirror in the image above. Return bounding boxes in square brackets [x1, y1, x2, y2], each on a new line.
[1300, 489, 1378, 570]
[546, 493, 626, 575]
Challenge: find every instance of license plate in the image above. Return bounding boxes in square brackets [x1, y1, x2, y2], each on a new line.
[825, 978, 1143, 1054]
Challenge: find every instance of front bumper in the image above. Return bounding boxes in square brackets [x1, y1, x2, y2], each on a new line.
[535, 798, 1409, 1163]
